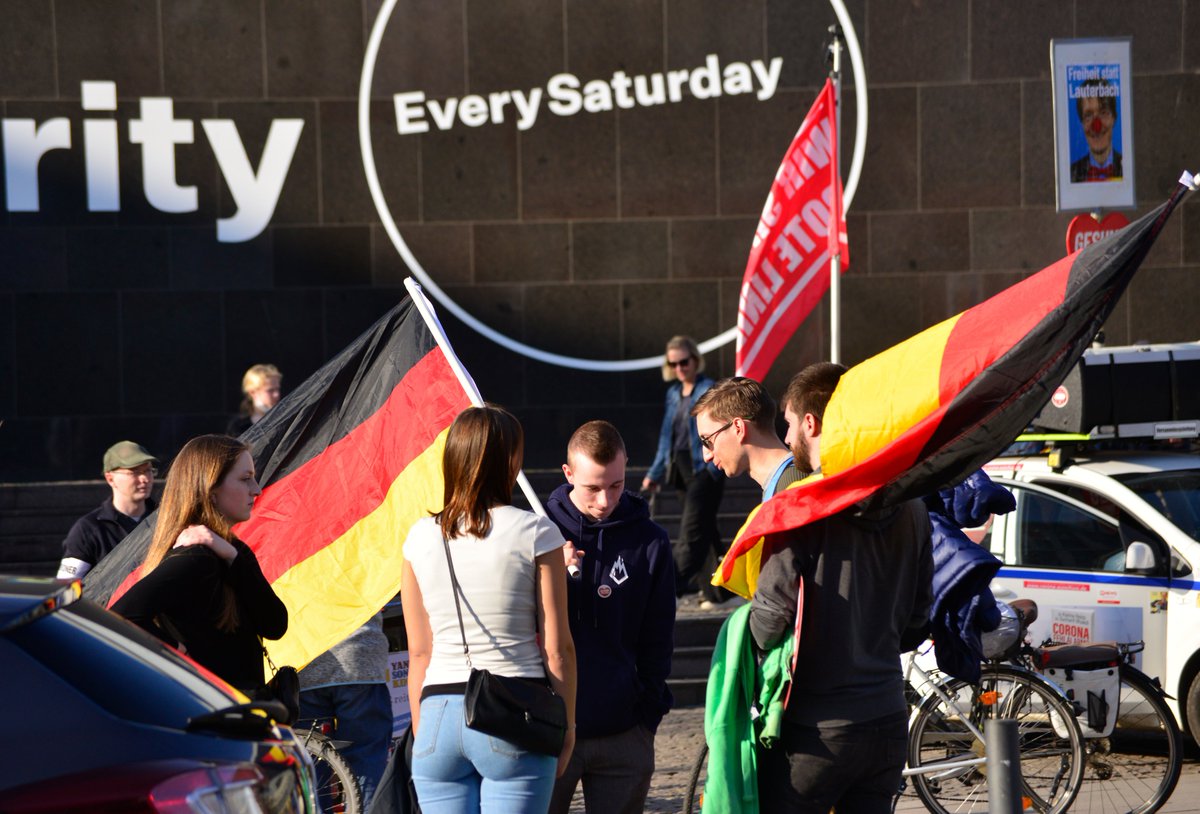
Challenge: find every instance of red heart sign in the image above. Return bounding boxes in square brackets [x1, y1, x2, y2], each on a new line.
[1066, 212, 1130, 254]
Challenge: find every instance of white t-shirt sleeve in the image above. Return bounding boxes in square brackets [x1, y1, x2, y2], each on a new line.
[533, 516, 566, 557]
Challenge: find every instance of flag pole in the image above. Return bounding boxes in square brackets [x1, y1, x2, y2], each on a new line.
[403, 277, 548, 517]
[827, 25, 844, 365]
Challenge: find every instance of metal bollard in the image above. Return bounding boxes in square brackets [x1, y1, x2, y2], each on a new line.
[987, 719, 1022, 814]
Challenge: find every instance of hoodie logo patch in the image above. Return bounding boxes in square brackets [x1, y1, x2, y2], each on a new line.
[609, 555, 629, 585]
[597, 585, 612, 598]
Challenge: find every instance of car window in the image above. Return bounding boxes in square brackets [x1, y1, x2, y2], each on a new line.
[1013, 488, 1124, 572]
[1112, 469, 1200, 542]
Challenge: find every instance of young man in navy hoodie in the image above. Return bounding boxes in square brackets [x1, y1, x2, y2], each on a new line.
[545, 420, 676, 814]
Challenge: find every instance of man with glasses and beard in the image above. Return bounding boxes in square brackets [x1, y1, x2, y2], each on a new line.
[57, 441, 158, 580]
[750, 363, 933, 814]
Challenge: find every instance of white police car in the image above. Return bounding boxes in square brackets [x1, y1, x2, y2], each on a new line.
[979, 342, 1200, 744]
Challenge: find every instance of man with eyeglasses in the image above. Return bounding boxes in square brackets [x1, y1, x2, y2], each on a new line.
[692, 377, 803, 502]
[56, 441, 159, 580]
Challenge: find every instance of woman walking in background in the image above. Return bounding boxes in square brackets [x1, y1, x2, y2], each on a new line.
[401, 404, 577, 812]
[113, 434, 287, 696]
[641, 335, 728, 607]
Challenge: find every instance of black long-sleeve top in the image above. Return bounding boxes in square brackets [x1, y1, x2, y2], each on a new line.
[112, 538, 288, 693]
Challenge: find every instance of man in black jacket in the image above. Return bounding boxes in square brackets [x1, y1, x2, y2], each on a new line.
[750, 363, 933, 814]
[57, 441, 158, 580]
[545, 420, 676, 814]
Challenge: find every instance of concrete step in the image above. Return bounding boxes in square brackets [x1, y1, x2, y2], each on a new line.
[667, 677, 709, 708]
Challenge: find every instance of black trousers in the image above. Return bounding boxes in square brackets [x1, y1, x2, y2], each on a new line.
[757, 712, 908, 814]
[669, 462, 725, 600]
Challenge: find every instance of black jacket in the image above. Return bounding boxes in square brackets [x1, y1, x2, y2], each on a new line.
[112, 538, 288, 693]
[60, 497, 158, 575]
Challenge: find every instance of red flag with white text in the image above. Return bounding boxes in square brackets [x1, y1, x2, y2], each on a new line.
[736, 79, 848, 381]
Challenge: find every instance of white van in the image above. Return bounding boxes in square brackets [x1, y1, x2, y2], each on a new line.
[982, 448, 1200, 744]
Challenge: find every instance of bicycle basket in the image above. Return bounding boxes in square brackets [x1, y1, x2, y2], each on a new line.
[980, 601, 1020, 658]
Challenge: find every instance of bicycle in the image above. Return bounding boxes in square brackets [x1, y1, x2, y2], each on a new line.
[294, 724, 363, 814]
[902, 600, 1086, 814]
[1017, 639, 1184, 814]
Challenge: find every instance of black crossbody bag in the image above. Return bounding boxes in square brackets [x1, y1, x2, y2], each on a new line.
[440, 534, 567, 757]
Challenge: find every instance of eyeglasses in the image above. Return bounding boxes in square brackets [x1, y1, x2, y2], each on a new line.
[699, 421, 734, 451]
[667, 356, 693, 369]
[113, 466, 157, 479]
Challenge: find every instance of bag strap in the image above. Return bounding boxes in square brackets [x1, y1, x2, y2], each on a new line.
[440, 533, 473, 670]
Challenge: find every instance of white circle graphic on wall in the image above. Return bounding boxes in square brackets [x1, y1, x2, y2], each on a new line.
[359, 0, 868, 372]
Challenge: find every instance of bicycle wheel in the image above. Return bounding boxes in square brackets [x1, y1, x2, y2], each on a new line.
[1068, 666, 1183, 814]
[683, 741, 708, 814]
[299, 729, 363, 814]
[908, 666, 1084, 814]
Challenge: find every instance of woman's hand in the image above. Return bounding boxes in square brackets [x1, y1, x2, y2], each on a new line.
[641, 476, 659, 493]
[556, 727, 576, 778]
[173, 525, 238, 563]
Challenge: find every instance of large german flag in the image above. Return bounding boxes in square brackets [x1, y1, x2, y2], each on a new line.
[87, 297, 471, 668]
[717, 181, 1190, 598]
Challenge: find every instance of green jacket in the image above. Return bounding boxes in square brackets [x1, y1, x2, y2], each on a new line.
[702, 604, 793, 814]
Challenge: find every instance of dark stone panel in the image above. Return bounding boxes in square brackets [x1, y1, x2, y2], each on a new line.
[465, 0, 564, 95]
[372, 223, 472, 287]
[56, 0, 162, 98]
[620, 99, 716, 217]
[1076, 0, 1183, 74]
[854, 86, 919, 212]
[435, 296, 526, 407]
[0, 228, 68, 289]
[421, 124, 519, 221]
[365, 0, 466, 101]
[2, 103, 117, 228]
[717, 90, 812, 216]
[1098, 289, 1131, 346]
[0, 294, 12, 416]
[971, 0, 1071, 81]
[475, 223, 569, 284]
[224, 289, 327, 407]
[921, 83, 1021, 209]
[970, 208, 1073, 272]
[67, 227, 168, 289]
[525, 283, 622, 357]
[523, 362, 626, 409]
[215, 101, 318, 227]
[162, 0, 264, 98]
[1131, 75, 1200, 205]
[1022, 80, 1056, 208]
[566, 0, 663, 79]
[0, 415, 175, 481]
[670, 218, 754, 279]
[869, 212, 969, 275]
[121, 291, 224, 412]
[666, 0, 764, 69]
[273, 226, 371, 287]
[322, 101, 418, 224]
[14, 292, 120, 416]
[839, 274, 929, 365]
[170, 226, 273, 289]
[1188, 0, 1200, 71]
[766, 0, 865, 90]
[866, 0, 968, 84]
[0, 0, 56, 97]
[1127, 266, 1200, 344]
[514, 403, 662, 470]
[1183, 200, 1200, 266]
[1141, 206, 1182, 269]
[932, 271, 1026, 328]
[620, 280, 722, 358]
[572, 221, 668, 282]
[265, 0, 363, 98]
[322, 287, 408, 356]
[521, 111, 618, 220]
[117, 100, 219, 226]
[846, 211, 868, 276]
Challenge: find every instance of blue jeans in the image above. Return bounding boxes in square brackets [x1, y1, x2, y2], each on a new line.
[412, 694, 557, 813]
[298, 682, 393, 810]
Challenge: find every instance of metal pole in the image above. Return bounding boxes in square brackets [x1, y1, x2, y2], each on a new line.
[986, 719, 1023, 814]
[827, 25, 844, 364]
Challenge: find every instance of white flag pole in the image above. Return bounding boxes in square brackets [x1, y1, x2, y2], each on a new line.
[828, 25, 844, 365]
[403, 277, 548, 517]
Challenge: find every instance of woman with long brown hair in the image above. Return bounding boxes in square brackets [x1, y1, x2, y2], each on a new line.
[113, 434, 287, 695]
[401, 404, 576, 812]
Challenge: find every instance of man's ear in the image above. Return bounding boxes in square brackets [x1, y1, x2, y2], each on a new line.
[561, 463, 574, 484]
[804, 412, 821, 438]
[103, 472, 116, 488]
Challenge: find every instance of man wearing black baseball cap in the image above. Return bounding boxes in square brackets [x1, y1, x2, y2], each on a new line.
[56, 441, 159, 580]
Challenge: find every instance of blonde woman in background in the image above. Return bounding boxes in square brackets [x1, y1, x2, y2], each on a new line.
[227, 363, 282, 436]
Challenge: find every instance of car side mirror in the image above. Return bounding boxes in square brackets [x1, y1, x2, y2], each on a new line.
[1125, 541, 1157, 573]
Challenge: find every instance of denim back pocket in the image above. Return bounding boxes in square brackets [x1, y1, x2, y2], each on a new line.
[413, 697, 448, 758]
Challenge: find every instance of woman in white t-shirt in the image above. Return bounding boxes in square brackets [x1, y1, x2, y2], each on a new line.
[401, 404, 577, 812]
